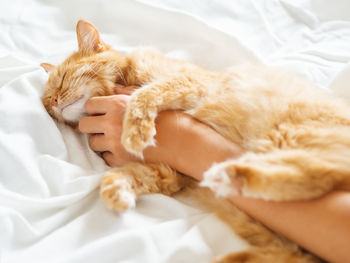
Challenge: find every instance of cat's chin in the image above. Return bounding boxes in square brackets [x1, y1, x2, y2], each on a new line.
[62, 109, 87, 124]
[61, 94, 90, 124]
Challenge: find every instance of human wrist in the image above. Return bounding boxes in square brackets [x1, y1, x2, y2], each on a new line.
[143, 110, 244, 181]
[179, 119, 244, 181]
[143, 111, 185, 167]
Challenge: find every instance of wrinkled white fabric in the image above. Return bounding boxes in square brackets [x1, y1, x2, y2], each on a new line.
[0, 0, 349, 262]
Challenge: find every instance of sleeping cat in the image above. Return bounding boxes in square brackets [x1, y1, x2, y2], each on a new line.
[41, 20, 350, 263]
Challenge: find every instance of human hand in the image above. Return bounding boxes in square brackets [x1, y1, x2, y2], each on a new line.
[79, 84, 243, 180]
[79, 85, 139, 166]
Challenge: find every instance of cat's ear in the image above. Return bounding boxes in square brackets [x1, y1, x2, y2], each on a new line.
[76, 20, 103, 55]
[40, 63, 56, 73]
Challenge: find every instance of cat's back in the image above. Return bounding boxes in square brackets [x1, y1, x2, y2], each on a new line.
[126, 47, 202, 84]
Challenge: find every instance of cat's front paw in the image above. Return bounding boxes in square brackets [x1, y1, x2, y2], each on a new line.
[201, 161, 244, 197]
[100, 175, 136, 212]
[121, 106, 157, 158]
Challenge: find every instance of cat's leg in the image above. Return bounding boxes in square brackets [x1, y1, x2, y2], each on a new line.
[212, 246, 320, 263]
[202, 150, 342, 201]
[100, 162, 185, 211]
[120, 75, 207, 157]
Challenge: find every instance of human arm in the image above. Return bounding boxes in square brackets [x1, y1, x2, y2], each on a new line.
[78, 93, 243, 178]
[154, 112, 350, 263]
[231, 192, 350, 263]
[79, 94, 350, 263]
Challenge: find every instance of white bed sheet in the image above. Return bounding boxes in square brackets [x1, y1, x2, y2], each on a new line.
[0, 1, 349, 262]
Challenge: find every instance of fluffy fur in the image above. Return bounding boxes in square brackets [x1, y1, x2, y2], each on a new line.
[41, 20, 350, 263]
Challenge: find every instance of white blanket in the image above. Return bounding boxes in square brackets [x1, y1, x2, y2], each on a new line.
[1, 1, 350, 262]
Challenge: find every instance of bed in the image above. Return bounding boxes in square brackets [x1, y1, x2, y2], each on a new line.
[1, 0, 350, 262]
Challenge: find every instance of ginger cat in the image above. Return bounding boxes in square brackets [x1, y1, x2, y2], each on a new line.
[41, 20, 350, 263]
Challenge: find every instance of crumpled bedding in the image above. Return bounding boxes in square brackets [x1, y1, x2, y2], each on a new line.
[0, 0, 349, 262]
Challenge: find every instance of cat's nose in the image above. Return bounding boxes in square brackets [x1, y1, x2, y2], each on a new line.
[51, 95, 58, 107]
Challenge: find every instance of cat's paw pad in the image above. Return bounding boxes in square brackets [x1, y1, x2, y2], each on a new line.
[121, 116, 156, 158]
[100, 177, 136, 212]
[201, 162, 243, 197]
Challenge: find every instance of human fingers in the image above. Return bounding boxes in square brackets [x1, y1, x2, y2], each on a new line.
[102, 151, 117, 167]
[114, 85, 138, 95]
[84, 96, 123, 115]
[79, 115, 107, 134]
[88, 134, 111, 152]
[86, 94, 131, 115]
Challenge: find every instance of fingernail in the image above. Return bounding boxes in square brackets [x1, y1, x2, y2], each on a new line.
[115, 83, 125, 88]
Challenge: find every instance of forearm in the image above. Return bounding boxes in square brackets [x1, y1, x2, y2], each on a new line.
[144, 110, 244, 180]
[230, 192, 350, 263]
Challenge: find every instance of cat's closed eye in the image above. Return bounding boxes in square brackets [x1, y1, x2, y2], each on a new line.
[59, 72, 67, 88]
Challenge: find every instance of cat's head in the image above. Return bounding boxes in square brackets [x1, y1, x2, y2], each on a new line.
[41, 20, 128, 126]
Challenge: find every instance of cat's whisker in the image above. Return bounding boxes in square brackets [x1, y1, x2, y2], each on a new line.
[115, 63, 126, 85]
